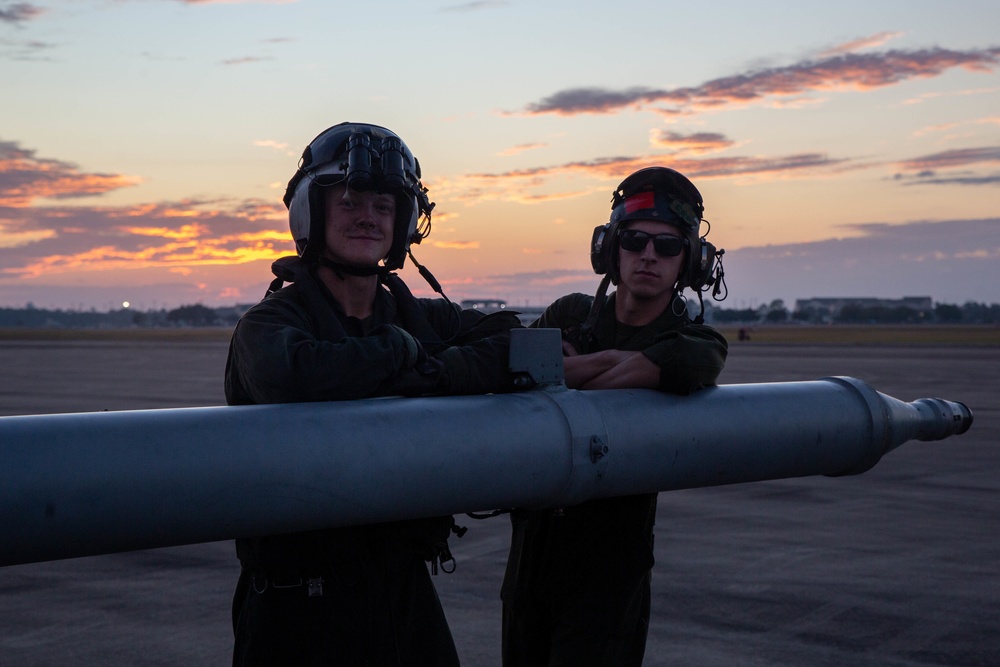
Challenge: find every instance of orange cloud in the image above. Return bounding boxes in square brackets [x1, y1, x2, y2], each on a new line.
[901, 86, 1000, 106]
[6, 233, 290, 278]
[498, 143, 548, 156]
[913, 122, 961, 137]
[818, 32, 904, 58]
[431, 240, 480, 250]
[121, 224, 211, 240]
[1, 191, 292, 279]
[254, 139, 295, 156]
[441, 152, 850, 206]
[0, 140, 140, 207]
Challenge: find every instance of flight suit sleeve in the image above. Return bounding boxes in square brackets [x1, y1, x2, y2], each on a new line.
[528, 294, 591, 332]
[640, 324, 729, 394]
[227, 297, 424, 404]
[423, 303, 525, 395]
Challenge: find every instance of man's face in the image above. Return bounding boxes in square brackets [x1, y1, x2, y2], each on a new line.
[616, 219, 686, 300]
[322, 183, 396, 266]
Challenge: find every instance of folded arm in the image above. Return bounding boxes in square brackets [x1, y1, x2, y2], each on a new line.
[563, 349, 660, 389]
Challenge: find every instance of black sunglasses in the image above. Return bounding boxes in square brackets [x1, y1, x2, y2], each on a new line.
[618, 229, 688, 257]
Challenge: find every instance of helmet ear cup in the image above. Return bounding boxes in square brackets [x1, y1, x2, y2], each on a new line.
[683, 238, 718, 291]
[385, 192, 418, 271]
[287, 174, 316, 256]
[590, 223, 612, 275]
[305, 184, 328, 258]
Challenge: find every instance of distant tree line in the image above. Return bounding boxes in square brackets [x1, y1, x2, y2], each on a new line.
[0, 303, 250, 329]
[3, 299, 1000, 329]
[710, 300, 1000, 325]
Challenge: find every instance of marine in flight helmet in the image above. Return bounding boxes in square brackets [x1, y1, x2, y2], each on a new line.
[283, 122, 434, 272]
[590, 166, 720, 293]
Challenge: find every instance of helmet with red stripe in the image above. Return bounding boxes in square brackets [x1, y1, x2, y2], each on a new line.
[591, 167, 719, 292]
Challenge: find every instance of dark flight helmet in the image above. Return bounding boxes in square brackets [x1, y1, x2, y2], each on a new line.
[591, 166, 720, 292]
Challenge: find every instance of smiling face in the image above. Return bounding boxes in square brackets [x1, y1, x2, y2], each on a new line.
[616, 219, 686, 302]
[322, 183, 397, 267]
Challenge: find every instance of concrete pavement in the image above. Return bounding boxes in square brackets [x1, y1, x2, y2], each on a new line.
[1, 340, 996, 666]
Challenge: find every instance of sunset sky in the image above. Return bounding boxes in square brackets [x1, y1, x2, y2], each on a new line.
[2, 0, 998, 312]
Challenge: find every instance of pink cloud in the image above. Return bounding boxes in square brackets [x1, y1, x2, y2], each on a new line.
[896, 146, 1000, 171]
[818, 31, 904, 58]
[0, 3, 45, 24]
[519, 46, 1000, 117]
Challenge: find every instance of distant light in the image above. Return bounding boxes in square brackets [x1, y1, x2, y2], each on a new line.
[122, 301, 130, 309]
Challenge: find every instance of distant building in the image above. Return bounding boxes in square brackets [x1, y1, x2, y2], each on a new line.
[794, 296, 933, 320]
[459, 299, 547, 326]
[460, 299, 508, 313]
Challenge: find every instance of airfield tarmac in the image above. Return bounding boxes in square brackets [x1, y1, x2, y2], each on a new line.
[0, 339, 997, 666]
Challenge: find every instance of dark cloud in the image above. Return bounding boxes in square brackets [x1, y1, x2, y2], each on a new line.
[440, 1, 510, 12]
[676, 153, 848, 179]
[722, 218, 1000, 306]
[896, 146, 1000, 171]
[902, 174, 1000, 186]
[524, 86, 674, 115]
[464, 152, 848, 183]
[178, 1, 298, 5]
[651, 131, 736, 154]
[221, 56, 272, 66]
[0, 140, 139, 206]
[0, 3, 44, 25]
[445, 149, 853, 206]
[890, 146, 1000, 187]
[0, 37, 56, 62]
[522, 46, 1000, 116]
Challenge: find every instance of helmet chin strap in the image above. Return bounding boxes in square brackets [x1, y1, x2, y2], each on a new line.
[318, 250, 452, 311]
[318, 255, 390, 279]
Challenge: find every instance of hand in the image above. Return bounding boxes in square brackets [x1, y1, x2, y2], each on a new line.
[375, 357, 446, 397]
[381, 324, 425, 368]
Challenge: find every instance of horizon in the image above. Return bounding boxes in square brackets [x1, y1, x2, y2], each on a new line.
[6, 292, 998, 316]
[2, 1, 999, 311]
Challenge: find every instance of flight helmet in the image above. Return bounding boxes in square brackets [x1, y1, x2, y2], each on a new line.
[283, 122, 433, 271]
[590, 166, 719, 292]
